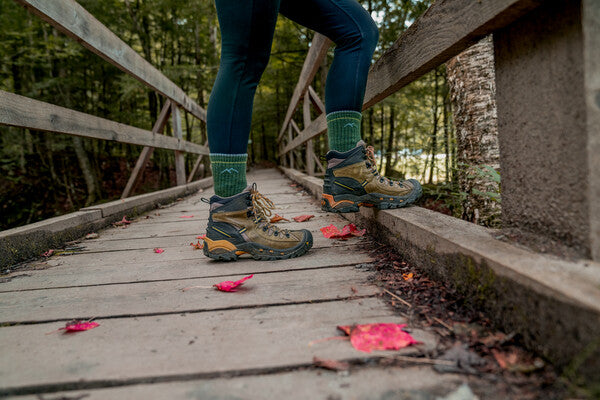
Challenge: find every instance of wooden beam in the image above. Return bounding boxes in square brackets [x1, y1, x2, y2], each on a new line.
[277, 34, 332, 143]
[290, 119, 301, 135]
[313, 151, 326, 174]
[187, 140, 209, 183]
[363, 0, 544, 109]
[288, 124, 294, 169]
[0, 90, 209, 154]
[281, 114, 327, 155]
[14, 0, 206, 122]
[303, 95, 314, 176]
[308, 86, 325, 115]
[121, 100, 172, 199]
[171, 103, 186, 186]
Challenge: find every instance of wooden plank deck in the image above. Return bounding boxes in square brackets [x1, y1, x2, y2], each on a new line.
[0, 169, 471, 399]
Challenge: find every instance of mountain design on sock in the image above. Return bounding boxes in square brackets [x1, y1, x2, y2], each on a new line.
[327, 111, 362, 153]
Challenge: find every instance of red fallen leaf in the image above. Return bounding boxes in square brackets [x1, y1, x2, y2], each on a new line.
[269, 214, 289, 223]
[154, 248, 165, 254]
[42, 249, 54, 257]
[190, 241, 203, 250]
[196, 234, 207, 240]
[214, 274, 254, 292]
[292, 214, 314, 222]
[180, 215, 194, 218]
[313, 356, 350, 371]
[337, 323, 420, 353]
[63, 321, 99, 332]
[320, 223, 366, 239]
[113, 216, 131, 226]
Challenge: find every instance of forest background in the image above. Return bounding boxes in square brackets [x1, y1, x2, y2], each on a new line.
[0, 0, 499, 231]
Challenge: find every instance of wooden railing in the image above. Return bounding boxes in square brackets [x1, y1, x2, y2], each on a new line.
[278, 0, 544, 166]
[278, 0, 600, 261]
[0, 0, 210, 199]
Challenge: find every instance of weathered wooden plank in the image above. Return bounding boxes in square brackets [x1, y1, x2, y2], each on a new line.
[303, 95, 315, 176]
[0, 246, 372, 292]
[0, 267, 380, 323]
[277, 34, 332, 142]
[14, 0, 206, 121]
[0, 298, 436, 393]
[0, 91, 209, 154]
[363, 0, 544, 108]
[171, 103, 187, 185]
[121, 100, 172, 199]
[5, 366, 463, 400]
[308, 85, 325, 114]
[281, 113, 327, 155]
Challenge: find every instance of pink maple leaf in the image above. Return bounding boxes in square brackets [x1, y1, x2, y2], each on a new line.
[196, 234, 207, 240]
[337, 323, 420, 353]
[154, 248, 165, 254]
[180, 215, 194, 218]
[63, 321, 100, 332]
[214, 274, 254, 292]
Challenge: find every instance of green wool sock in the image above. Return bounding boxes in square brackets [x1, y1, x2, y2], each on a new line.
[327, 110, 363, 153]
[210, 153, 248, 197]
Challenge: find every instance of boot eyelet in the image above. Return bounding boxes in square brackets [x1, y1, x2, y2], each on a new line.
[286, 233, 290, 238]
[274, 232, 279, 236]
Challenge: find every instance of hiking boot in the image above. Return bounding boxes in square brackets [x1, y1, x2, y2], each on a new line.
[322, 141, 422, 213]
[203, 183, 313, 261]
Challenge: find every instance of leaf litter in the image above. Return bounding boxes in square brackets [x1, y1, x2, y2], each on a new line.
[363, 238, 563, 399]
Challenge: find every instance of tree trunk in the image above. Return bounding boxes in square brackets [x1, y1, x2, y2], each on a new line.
[446, 35, 500, 227]
[72, 136, 99, 206]
[428, 69, 440, 184]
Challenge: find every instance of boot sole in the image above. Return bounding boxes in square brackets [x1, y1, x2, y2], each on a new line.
[321, 179, 422, 213]
[203, 231, 313, 262]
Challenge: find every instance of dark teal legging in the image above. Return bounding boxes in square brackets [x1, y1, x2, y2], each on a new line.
[207, 0, 378, 154]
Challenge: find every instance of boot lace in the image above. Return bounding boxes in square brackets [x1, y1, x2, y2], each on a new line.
[365, 146, 398, 187]
[250, 185, 290, 237]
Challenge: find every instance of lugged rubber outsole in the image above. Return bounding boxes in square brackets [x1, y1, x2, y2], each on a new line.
[203, 231, 313, 262]
[321, 179, 423, 213]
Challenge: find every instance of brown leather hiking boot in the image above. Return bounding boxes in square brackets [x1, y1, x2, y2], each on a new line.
[322, 141, 422, 213]
[203, 184, 313, 261]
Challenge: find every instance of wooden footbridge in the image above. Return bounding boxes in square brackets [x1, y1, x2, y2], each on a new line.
[1, 0, 600, 397]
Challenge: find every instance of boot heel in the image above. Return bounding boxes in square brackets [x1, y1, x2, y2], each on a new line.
[203, 237, 240, 261]
[321, 194, 360, 213]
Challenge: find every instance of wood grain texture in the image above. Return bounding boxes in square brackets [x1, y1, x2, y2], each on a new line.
[0, 299, 435, 392]
[171, 103, 187, 185]
[277, 34, 331, 142]
[0, 91, 208, 154]
[14, 0, 206, 121]
[363, 0, 544, 108]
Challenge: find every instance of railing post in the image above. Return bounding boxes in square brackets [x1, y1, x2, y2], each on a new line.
[493, 0, 600, 260]
[171, 102, 186, 186]
[121, 100, 172, 199]
[303, 94, 314, 176]
[288, 124, 294, 169]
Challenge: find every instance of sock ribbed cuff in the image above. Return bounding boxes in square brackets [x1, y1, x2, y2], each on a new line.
[326, 111, 363, 153]
[210, 153, 248, 197]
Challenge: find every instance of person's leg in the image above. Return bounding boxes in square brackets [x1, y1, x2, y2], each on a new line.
[280, 0, 378, 153]
[280, 0, 422, 212]
[204, 0, 313, 261]
[207, 0, 280, 197]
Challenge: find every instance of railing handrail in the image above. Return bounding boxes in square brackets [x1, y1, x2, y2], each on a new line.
[14, 0, 207, 121]
[278, 0, 543, 158]
[0, 91, 208, 155]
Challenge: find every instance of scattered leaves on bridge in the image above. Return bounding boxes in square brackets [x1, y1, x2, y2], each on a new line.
[153, 248, 165, 254]
[270, 214, 289, 223]
[41, 249, 54, 257]
[320, 223, 366, 240]
[214, 274, 254, 292]
[180, 215, 194, 218]
[292, 215, 314, 222]
[337, 323, 420, 353]
[190, 241, 203, 250]
[113, 216, 131, 226]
